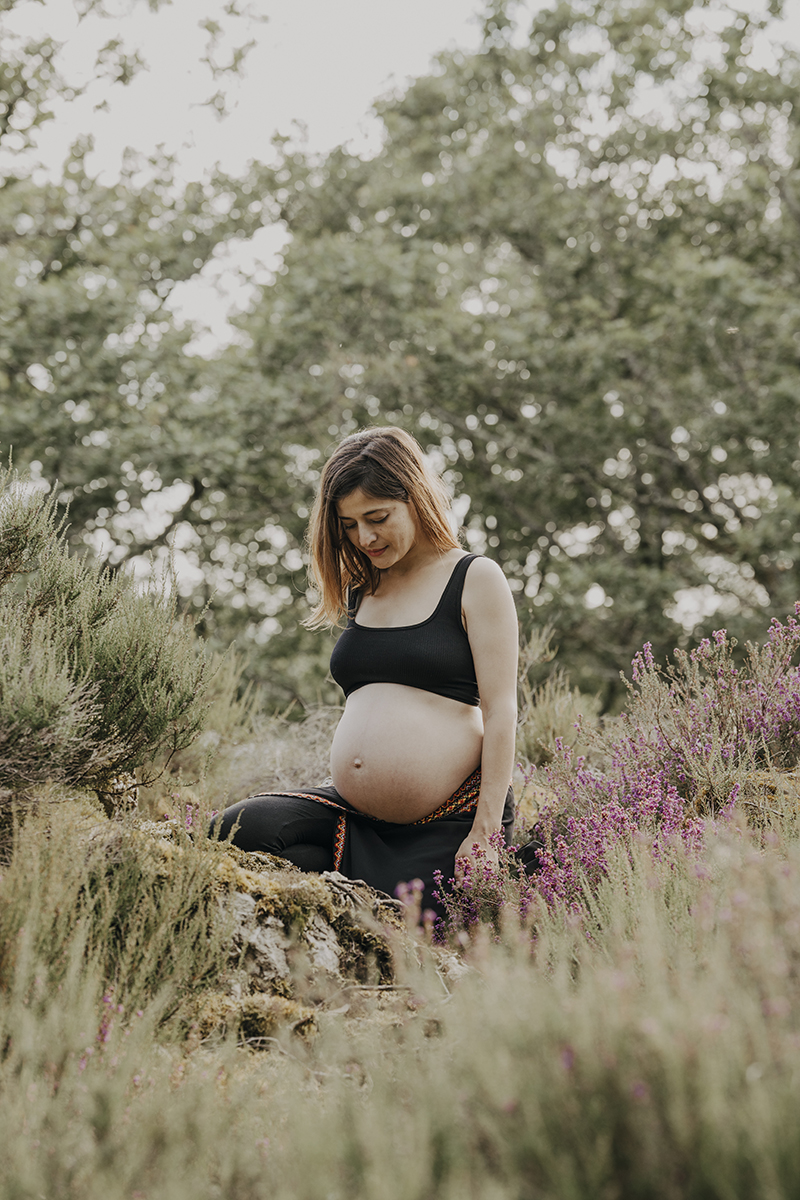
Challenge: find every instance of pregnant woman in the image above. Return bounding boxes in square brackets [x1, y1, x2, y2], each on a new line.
[211, 427, 519, 910]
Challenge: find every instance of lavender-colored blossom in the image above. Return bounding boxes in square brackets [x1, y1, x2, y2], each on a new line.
[436, 609, 800, 936]
[432, 832, 536, 941]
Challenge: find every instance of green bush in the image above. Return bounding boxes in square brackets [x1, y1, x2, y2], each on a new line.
[0, 465, 211, 811]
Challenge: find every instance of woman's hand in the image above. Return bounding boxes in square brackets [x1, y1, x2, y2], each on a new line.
[454, 828, 500, 883]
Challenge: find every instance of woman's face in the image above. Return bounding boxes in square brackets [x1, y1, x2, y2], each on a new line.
[336, 488, 420, 569]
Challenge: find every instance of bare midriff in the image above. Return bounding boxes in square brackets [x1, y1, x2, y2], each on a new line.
[329, 683, 484, 823]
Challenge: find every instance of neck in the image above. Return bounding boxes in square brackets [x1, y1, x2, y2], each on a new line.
[380, 540, 453, 582]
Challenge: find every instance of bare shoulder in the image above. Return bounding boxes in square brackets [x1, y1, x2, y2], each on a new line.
[462, 555, 516, 612]
[464, 554, 511, 590]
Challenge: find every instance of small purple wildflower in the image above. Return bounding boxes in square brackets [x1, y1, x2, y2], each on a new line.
[395, 878, 426, 929]
[432, 832, 536, 941]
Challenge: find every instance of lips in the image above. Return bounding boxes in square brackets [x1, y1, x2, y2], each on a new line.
[366, 547, 387, 557]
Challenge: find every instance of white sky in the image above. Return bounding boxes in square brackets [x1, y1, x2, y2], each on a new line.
[5, 0, 799, 350]
[6, 0, 491, 180]
[4, 0, 501, 347]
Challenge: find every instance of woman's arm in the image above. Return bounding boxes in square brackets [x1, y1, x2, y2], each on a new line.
[457, 556, 519, 875]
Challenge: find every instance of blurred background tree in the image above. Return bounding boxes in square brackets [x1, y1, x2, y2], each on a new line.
[3, 0, 799, 708]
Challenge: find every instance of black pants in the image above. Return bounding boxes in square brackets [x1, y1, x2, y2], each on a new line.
[209, 781, 516, 914]
[211, 787, 351, 873]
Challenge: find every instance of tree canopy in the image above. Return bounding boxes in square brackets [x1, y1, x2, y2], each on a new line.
[3, 0, 800, 707]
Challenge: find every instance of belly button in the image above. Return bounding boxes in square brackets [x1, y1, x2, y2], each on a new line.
[353, 758, 362, 769]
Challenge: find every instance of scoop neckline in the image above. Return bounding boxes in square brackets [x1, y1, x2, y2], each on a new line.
[351, 553, 475, 632]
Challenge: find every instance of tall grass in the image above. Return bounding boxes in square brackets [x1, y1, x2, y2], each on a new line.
[5, 610, 800, 1197]
[0, 803, 231, 1024]
[3, 807, 800, 1198]
[515, 625, 602, 771]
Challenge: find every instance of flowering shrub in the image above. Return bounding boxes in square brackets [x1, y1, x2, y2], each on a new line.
[525, 607, 800, 916]
[431, 831, 537, 942]
[532, 753, 704, 913]
[605, 608, 800, 815]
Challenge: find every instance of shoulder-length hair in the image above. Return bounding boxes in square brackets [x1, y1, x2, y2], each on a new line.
[304, 427, 460, 628]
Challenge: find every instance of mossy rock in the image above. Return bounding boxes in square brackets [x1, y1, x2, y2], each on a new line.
[123, 816, 411, 1042]
[187, 992, 317, 1048]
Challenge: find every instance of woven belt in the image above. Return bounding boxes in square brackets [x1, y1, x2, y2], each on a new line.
[265, 769, 482, 872]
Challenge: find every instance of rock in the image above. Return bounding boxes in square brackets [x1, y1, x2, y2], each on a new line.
[187, 992, 317, 1049]
[212, 853, 406, 999]
[227, 892, 292, 983]
[79, 812, 436, 1047]
[303, 910, 342, 975]
[117, 817, 414, 1044]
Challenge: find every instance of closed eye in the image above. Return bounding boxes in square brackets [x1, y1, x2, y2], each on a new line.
[340, 516, 388, 532]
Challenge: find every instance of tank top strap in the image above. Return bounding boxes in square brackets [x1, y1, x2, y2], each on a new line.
[438, 553, 479, 623]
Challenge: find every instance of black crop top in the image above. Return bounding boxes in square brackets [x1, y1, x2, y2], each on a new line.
[329, 554, 480, 706]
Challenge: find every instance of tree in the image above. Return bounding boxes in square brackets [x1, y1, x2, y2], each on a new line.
[0, 0, 280, 669]
[5, 0, 800, 708]
[198, 0, 800, 704]
[0, 1, 271, 537]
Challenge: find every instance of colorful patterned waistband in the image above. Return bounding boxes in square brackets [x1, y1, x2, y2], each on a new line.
[411, 768, 482, 824]
[271, 769, 482, 872]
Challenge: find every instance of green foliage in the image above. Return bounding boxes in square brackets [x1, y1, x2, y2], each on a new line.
[0, 464, 211, 802]
[3, 811, 800, 1197]
[0, 137, 272, 533]
[0, 0, 277, 577]
[0, 613, 103, 791]
[4, 0, 800, 708]
[516, 625, 601, 766]
[0, 457, 62, 584]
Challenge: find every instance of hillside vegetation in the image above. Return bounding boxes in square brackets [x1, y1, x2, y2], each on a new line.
[3, 468, 800, 1197]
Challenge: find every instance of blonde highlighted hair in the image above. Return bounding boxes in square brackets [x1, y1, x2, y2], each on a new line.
[304, 427, 460, 628]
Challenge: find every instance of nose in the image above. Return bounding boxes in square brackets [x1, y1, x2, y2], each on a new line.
[359, 524, 378, 547]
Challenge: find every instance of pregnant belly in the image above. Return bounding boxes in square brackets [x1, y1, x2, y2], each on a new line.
[329, 684, 484, 823]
